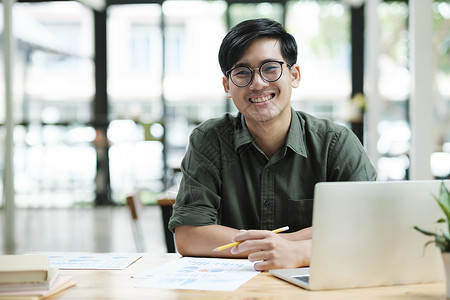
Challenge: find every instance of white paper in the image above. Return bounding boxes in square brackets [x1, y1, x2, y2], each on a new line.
[133, 257, 260, 291]
[47, 253, 142, 270]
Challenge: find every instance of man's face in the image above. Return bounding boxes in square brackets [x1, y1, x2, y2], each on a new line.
[222, 38, 300, 125]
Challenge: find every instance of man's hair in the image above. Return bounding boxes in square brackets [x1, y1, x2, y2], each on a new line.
[218, 18, 298, 76]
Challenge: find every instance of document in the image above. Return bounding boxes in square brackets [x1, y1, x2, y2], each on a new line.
[46, 253, 141, 270]
[133, 257, 259, 291]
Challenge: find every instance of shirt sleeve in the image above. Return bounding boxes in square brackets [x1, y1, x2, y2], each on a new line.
[168, 128, 222, 232]
[327, 127, 377, 181]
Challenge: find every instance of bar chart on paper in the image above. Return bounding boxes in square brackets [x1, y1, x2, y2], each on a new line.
[132, 257, 260, 291]
[46, 253, 142, 270]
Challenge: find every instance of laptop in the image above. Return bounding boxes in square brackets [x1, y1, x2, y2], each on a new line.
[270, 180, 448, 290]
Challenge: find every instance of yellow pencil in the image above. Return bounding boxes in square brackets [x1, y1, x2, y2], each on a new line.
[213, 226, 290, 251]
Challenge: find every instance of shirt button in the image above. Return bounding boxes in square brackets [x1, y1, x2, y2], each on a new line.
[265, 200, 270, 206]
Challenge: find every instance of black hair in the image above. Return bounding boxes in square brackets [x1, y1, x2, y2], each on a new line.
[218, 18, 298, 76]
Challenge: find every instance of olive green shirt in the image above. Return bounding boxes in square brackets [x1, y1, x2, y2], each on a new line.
[169, 108, 377, 233]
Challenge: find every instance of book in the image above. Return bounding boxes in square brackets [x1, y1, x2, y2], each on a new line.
[0, 268, 59, 292]
[0, 255, 75, 299]
[0, 275, 76, 299]
[0, 256, 51, 284]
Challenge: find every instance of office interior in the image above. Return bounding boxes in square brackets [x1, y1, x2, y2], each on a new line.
[0, 0, 449, 255]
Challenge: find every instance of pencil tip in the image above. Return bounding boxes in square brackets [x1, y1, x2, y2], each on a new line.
[212, 248, 218, 251]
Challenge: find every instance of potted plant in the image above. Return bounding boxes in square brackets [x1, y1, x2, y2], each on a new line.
[414, 181, 450, 297]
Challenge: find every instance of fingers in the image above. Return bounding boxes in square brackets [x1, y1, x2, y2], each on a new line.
[230, 231, 278, 255]
[227, 229, 311, 271]
[246, 247, 284, 271]
[253, 260, 276, 271]
[232, 229, 275, 243]
[230, 239, 269, 255]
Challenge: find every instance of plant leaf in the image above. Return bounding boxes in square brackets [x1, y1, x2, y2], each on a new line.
[442, 229, 450, 243]
[434, 182, 450, 222]
[420, 240, 436, 255]
[440, 181, 450, 210]
[435, 241, 447, 252]
[435, 231, 450, 251]
[415, 181, 450, 252]
[414, 226, 438, 237]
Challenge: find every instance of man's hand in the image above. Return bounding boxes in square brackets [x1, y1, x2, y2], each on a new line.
[229, 229, 311, 271]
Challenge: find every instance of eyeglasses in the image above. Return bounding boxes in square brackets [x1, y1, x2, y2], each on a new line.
[226, 60, 288, 87]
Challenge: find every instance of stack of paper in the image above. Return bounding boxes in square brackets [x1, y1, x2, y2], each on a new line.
[0, 255, 75, 300]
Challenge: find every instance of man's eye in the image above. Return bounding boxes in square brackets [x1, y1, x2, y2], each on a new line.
[234, 69, 251, 77]
[263, 65, 279, 73]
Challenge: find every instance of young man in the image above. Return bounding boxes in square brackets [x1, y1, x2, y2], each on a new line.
[168, 18, 377, 271]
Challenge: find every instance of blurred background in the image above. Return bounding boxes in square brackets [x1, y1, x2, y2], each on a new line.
[0, 0, 449, 254]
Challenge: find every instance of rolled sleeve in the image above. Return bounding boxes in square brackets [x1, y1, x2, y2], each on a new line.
[168, 128, 223, 232]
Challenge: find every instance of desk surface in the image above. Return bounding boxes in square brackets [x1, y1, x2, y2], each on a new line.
[51, 253, 445, 300]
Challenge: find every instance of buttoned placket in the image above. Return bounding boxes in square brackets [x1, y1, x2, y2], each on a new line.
[260, 163, 275, 230]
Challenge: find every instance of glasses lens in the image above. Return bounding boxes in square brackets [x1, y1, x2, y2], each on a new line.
[260, 61, 282, 82]
[230, 67, 252, 87]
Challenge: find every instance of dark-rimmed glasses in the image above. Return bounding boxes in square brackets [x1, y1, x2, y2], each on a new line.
[226, 60, 288, 87]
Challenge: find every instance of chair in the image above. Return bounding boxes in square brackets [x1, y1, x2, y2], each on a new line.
[126, 193, 146, 252]
[156, 185, 178, 253]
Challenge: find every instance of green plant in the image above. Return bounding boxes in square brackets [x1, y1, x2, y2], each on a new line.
[414, 181, 450, 252]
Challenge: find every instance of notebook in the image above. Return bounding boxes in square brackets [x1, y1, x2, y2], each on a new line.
[270, 180, 448, 290]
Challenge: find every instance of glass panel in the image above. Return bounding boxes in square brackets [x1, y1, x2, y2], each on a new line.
[162, 0, 227, 171]
[286, 0, 350, 121]
[376, 1, 450, 180]
[376, 1, 410, 180]
[14, 124, 96, 207]
[107, 120, 164, 202]
[432, 0, 450, 179]
[107, 4, 163, 120]
[19, 2, 94, 124]
[0, 2, 3, 124]
[2, 2, 95, 207]
[228, 2, 284, 27]
[107, 4, 165, 202]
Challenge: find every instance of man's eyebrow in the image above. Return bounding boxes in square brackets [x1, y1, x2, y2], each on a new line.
[232, 62, 250, 68]
[233, 58, 283, 69]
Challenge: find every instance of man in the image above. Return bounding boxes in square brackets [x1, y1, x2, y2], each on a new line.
[168, 18, 377, 271]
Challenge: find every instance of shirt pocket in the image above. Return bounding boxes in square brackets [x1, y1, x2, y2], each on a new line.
[287, 199, 314, 230]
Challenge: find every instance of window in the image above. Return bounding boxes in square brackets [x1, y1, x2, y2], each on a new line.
[130, 24, 162, 73]
[2, 2, 95, 207]
[162, 0, 227, 169]
[375, 1, 450, 180]
[431, 0, 450, 179]
[165, 25, 185, 74]
[228, 2, 284, 26]
[286, 0, 351, 121]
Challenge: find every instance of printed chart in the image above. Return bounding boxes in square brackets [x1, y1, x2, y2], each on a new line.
[47, 253, 142, 270]
[133, 257, 259, 291]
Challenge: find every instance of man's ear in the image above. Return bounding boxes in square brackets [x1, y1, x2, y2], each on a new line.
[222, 76, 232, 98]
[290, 64, 301, 88]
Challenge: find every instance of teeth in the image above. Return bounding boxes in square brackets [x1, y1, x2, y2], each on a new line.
[249, 94, 272, 103]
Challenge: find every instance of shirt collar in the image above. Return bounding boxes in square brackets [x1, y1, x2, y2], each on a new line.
[233, 108, 308, 158]
[286, 107, 307, 158]
[234, 113, 254, 151]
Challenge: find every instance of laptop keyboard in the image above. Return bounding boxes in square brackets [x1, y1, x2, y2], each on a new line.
[292, 275, 310, 284]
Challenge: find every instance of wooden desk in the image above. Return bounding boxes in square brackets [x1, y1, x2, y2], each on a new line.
[52, 253, 445, 299]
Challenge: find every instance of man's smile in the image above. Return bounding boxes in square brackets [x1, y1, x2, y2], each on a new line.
[248, 93, 275, 103]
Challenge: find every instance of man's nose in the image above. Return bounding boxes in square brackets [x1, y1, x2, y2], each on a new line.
[249, 70, 268, 88]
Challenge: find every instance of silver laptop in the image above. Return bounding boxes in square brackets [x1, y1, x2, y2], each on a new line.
[270, 180, 448, 290]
